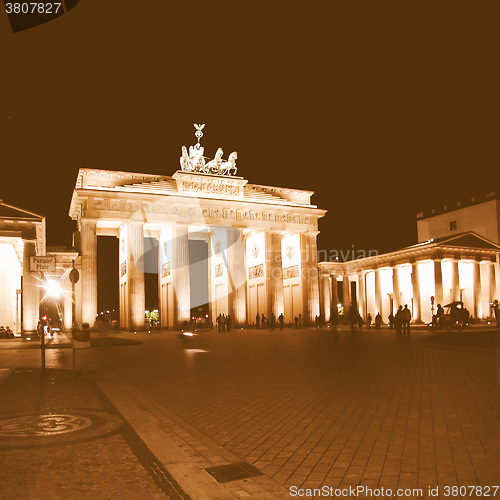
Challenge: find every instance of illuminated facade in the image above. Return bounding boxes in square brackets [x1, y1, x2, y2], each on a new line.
[417, 192, 500, 245]
[0, 201, 76, 333]
[319, 234, 500, 324]
[69, 128, 326, 328]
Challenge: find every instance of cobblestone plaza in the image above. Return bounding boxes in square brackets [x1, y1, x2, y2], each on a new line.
[1, 326, 499, 498]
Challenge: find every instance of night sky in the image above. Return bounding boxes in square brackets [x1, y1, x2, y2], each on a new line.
[2, 2, 498, 310]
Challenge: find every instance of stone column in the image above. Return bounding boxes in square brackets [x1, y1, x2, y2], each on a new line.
[433, 260, 444, 306]
[357, 272, 366, 320]
[322, 273, 331, 323]
[265, 232, 283, 321]
[392, 266, 400, 313]
[451, 260, 460, 302]
[74, 258, 82, 323]
[374, 268, 382, 316]
[488, 261, 497, 304]
[172, 225, 190, 326]
[62, 273, 73, 331]
[411, 261, 421, 322]
[22, 240, 38, 331]
[80, 219, 97, 327]
[342, 273, 350, 312]
[472, 260, 482, 319]
[127, 221, 145, 330]
[229, 228, 247, 325]
[331, 275, 338, 321]
[301, 233, 320, 323]
[207, 232, 212, 325]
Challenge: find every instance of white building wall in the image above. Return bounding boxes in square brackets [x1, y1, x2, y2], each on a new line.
[417, 199, 500, 244]
[0, 242, 22, 330]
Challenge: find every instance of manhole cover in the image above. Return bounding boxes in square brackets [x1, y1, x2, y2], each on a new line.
[0, 413, 93, 437]
[205, 462, 262, 483]
[0, 410, 123, 448]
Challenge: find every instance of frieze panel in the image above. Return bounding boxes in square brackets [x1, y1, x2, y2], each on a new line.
[120, 261, 127, 278]
[109, 200, 121, 211]
[283, 265, 299, 280]
[215, 263, 224, 278]
[181, 178, 240, 197]
[126, 201, 138, 212]
[93, 199, 106, 210]
[161, 262, 171, 278]
[224, 208, 237, 219]
[248, 264, 264, 280]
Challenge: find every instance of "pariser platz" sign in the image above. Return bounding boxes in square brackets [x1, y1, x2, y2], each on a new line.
[30, 256, 56, 272]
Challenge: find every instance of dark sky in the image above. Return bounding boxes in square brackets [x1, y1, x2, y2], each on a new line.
[1, 1, 499, 259]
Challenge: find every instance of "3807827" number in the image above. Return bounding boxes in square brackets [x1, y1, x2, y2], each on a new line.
[5, 3, 62, 14]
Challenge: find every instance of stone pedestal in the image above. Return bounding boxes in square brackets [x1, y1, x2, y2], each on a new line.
[80, 220, 97, 326]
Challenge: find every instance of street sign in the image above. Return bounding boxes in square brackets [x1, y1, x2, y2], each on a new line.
[69, 268, 80, 284]
[30, 256, 56, 272]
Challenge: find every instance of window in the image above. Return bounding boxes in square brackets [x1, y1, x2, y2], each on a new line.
[449, 220, 457, 231]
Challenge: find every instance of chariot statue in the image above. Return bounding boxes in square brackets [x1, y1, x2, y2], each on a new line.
[179, 124, 238, 176]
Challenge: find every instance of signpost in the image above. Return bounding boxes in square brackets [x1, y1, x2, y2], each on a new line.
[72, 323, 91, 377]
[30, 256, 56, 272]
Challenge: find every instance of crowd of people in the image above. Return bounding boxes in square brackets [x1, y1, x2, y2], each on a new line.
[0, 326, 14, 339]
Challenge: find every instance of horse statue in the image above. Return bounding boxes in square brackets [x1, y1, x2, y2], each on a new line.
[180, 146, 192, 171]
[221, 151, 237, 176]
[206, 148, 224, 174]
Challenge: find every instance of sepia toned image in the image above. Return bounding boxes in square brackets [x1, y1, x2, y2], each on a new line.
[1, 2, 499, 499]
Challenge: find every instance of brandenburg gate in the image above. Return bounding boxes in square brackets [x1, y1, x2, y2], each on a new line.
[69, 125, 326, 329]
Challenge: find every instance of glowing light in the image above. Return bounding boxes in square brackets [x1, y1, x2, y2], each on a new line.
[44, 279, 62, 298]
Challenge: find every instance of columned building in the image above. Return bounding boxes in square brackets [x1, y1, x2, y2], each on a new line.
[0, 201, 76, 333]
[319, 233, 500, 324]
[69, 128, 326, 328]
